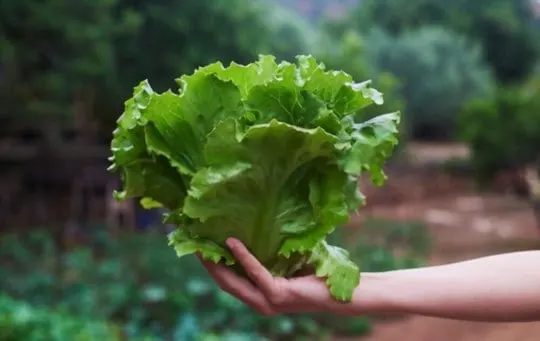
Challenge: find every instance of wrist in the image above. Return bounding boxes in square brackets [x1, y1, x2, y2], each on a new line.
[338, 271, 401, 315]
[288, 272, 403, 315]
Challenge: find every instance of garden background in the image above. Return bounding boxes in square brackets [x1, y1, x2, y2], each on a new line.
[1, 0, 540, 340]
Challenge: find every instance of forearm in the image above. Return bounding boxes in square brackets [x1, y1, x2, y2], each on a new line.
[333, 251, 540, 321]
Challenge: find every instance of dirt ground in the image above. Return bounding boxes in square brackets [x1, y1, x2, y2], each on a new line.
[343, 193, 540, 341]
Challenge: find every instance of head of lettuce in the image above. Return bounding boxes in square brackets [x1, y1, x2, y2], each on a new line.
[108, 55, 400, 302]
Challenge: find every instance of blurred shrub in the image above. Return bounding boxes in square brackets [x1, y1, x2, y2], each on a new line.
[105, 0, 322, 127]
[365, 27, 494, 140]
[0, 221, 429, 340]
[261, 2, 321, 57]
[121, 0, 320, 91]
[0, 295, 152, 341]
[459, 79, 540, 184]
[0, 0, 320, 128]
[347, 0, 540, 84]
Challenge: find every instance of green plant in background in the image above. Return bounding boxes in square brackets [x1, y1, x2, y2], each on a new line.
[0, 0, 141, 124]
[114, 0, 321, 93]
[365, 26, 494, 140]
[0, 295, 155, 341]
[0, 0, 320, 131]
[0, 219, 430, 340]
[348, 0, 540, 84]
[459, 78, 540, 185]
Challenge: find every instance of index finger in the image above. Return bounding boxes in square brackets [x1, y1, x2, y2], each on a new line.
[197, 255, 276, 315]
[225, 238, 277, 297]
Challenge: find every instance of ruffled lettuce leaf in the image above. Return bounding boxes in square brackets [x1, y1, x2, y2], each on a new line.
[340, 113, 400, 185]
[108, 82, 187, 209]
[171, 119, 348, 271]
[168, 228, 234, 265]
[308, 241, 361, 302]
[109, 55, 400, 302]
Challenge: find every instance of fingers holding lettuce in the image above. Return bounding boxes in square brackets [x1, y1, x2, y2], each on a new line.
[199, 237, 350, 316]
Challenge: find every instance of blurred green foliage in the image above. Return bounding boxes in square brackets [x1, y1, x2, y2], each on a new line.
[347, 0, 540, 84]
[0, 295, 155, 341]
[4, 0, 535, 146]
[1, 0, 539, 148]
[0, 0, 319, 129]
[270, 0, 356, 22]
[0, 0, 140, 122]
[364, 27, 494, 140]
[459, 78, 540, 184]
[0, 220, 430, 340]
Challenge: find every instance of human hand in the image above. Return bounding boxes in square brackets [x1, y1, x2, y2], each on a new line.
[199, 238, 340, 316]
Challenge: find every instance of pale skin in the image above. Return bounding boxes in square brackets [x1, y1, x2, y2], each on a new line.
[200, 238, 540, 322]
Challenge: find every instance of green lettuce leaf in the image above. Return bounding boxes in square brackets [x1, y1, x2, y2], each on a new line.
[341, 112, 401, 185]
[109, 55, 401, 302]
[308, 241, 361, 302]
[168, 228, 234, 265]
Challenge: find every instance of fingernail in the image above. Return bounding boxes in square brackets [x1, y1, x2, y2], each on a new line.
[226, 238, 237, 249]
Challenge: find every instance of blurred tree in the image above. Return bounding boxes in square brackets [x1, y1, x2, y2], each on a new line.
[460, 78, 540, 227]
[0, 0, 141, 134]
[364, 27, 494, 141]
[268, 0, 357, 22]
[460, 79, 540, 184]
[102, 0, 319, 129]
[113, 0, 318, 91]
[346, 0, 540, 84]
[0, 0, 319, 133]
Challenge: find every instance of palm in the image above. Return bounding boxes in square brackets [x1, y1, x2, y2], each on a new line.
[200, 239, 329, 315]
